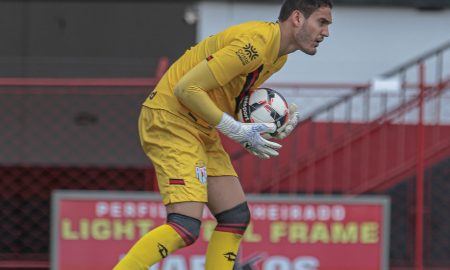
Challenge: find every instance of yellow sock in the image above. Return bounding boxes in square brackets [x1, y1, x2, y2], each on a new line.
[205, 230, 243, 270]
[113, 224, 185, 270]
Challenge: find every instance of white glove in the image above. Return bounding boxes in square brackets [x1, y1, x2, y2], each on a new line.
[216, 113, 282, 159]
[264, 103, 300, 140]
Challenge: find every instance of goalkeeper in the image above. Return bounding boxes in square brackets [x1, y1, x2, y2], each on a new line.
[114, 0, 332, 269]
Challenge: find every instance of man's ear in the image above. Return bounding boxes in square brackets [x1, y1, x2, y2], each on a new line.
[291, 10, 304, 26]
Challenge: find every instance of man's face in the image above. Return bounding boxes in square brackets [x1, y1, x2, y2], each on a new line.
[295, 6, 332, 55]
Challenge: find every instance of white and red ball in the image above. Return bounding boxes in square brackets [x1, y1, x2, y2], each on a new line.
[237, 88, 289, 132]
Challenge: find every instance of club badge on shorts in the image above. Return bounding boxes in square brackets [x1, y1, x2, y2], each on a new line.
[195, 161, 207, 185]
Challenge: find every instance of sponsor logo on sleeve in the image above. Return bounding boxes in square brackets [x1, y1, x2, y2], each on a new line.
[235, 43, 259, 65]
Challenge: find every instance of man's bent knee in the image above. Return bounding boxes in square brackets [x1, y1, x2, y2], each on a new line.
[214, 202, 251, 235]
[167, 213, 201, 246]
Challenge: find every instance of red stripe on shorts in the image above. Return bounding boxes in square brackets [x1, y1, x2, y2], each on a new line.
[169, 178, 185, 185]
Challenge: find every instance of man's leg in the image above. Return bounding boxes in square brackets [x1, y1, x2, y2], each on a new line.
[205, 176, 249, 270]
[124, 107, 210, 269]
[114, 202, 204, 270]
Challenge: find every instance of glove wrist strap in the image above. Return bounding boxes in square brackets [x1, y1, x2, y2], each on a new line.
[216, 113, 240, 136]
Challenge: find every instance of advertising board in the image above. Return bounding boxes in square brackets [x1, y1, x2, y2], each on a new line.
[51, 191, 390, 270]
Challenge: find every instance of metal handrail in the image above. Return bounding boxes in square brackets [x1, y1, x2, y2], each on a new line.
[296, 39, 450, 125]
[382, 40, 450, 77]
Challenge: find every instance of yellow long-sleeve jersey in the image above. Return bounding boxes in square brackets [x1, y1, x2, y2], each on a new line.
[143, 21, 288, 127]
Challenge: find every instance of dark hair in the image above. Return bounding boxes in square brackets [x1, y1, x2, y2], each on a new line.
[278, 0, 333, 21]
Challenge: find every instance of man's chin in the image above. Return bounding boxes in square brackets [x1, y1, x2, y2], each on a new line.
[302, 48, 317, 55]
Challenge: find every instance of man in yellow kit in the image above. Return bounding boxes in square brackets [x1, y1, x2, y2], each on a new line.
[114, 0, 332, 269]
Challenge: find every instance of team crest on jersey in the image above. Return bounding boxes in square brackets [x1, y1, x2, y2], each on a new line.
[235, 43, 259, 66]
[195, 161, 207, 185]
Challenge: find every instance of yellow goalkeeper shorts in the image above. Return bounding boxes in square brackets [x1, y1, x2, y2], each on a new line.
[138, 106, 237, 205]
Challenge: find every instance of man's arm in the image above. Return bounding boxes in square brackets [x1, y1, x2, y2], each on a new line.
[174, 60, 223, 126]
[174, 60, 281, 159]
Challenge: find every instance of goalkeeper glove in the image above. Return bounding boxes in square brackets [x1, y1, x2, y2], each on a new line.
[264, 103, 300, 140]
[216, 113, 282, 159]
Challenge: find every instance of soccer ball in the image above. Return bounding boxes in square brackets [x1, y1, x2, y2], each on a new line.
[237, 88, 289, 133]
